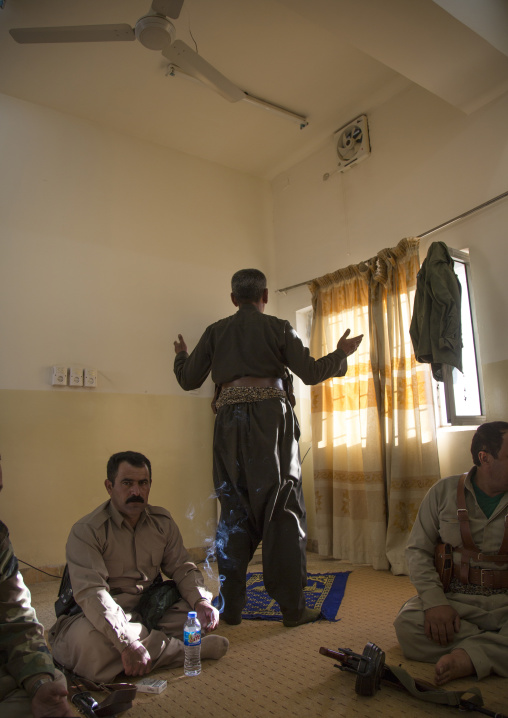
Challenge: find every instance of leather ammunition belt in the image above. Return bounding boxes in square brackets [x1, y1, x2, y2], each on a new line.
[451, 563, 508, 590]
[215, 386, 286, 410]
[451, 471, 508, 593]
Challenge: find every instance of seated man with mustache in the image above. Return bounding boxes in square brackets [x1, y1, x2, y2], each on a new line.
[49, 451, 228, 683]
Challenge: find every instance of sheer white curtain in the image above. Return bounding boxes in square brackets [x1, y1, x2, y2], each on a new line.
[309, 238, 440, 574]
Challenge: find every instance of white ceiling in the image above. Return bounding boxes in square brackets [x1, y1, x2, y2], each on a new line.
[1, 0, 507, 180]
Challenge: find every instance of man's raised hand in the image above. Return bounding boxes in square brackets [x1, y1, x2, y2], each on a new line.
[174, 334, 188, 354]
[337, 329, 363, 357]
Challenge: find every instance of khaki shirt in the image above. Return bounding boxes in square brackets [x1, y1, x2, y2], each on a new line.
[174, 303, 347, 389]
[406, 467, 508, 610]
[66, 501, 211, 652]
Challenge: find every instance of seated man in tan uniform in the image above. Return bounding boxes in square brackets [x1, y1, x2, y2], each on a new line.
[394, 421, 508, 686]
[49, 451, 228, 683]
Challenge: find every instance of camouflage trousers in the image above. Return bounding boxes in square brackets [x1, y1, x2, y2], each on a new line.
[0, 668, 68, 718]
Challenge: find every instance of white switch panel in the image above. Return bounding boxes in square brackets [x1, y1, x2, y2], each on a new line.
[69, 367, 84, 387]
[84, 368, 97, 388]
[51, 366, 68, 386]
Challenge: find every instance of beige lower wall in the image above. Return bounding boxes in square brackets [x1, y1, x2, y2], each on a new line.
[0, 389, 216, 567]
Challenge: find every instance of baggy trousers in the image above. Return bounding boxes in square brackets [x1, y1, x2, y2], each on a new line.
[49, 598, 191, 683]
[213, 397, 308, 622]
[394, 592, 508, 679]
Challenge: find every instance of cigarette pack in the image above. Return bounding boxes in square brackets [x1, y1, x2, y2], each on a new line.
[136, 677, 167, 694]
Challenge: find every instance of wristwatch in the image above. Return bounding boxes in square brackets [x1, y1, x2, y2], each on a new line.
[26, 675, 54, 698]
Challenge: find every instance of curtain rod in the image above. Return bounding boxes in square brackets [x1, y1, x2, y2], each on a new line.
[276, 189, 508, 294]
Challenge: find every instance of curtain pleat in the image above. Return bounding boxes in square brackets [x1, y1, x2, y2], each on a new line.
[309, 238, 440, 574]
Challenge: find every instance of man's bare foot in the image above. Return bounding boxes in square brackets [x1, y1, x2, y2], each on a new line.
[434, 649, 475, 685]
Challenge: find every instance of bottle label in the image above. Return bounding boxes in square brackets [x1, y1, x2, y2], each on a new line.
[184, 630, 201, 646]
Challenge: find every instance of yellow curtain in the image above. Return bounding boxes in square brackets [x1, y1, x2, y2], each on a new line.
[309, 238, 440, 574]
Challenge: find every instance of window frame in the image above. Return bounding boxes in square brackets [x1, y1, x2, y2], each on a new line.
[436, 247, 485, 427]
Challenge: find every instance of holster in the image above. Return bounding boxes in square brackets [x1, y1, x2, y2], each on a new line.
[283, 371, 296, 408]
[211, 383, 221, 414]
[55, 564, 82, 619]
[434, 542, 453, 592]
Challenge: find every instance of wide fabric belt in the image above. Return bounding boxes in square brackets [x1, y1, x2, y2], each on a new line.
[222, 376, 284, 390]
[215, 386, 286, 410]
[452, 563, 508, 589]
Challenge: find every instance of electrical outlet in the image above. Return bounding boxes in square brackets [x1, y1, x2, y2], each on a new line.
[51, 366, 68, 386]
[69, 367, 84, 387]
[84, 368, 97, 388]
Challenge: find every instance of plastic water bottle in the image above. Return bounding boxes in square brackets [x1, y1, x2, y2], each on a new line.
[183, 611, 201, 676]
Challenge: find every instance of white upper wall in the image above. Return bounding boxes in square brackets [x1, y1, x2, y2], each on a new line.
[0, 93, 274, 395]
[272, 84, 508, 366]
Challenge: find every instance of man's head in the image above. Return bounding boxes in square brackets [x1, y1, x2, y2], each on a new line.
[105, 451, 152, 527]
[231, 269, 267, 306]
[471, 421, 508, 496]
[471, 422, 508, 467]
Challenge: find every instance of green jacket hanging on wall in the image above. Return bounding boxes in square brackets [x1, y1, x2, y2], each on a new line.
[410, 241, 462, 382]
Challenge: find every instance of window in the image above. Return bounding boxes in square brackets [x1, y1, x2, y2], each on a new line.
[432, 248, 485, 427]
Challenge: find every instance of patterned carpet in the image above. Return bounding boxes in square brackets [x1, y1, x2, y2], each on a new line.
[28, 554, 507, 718]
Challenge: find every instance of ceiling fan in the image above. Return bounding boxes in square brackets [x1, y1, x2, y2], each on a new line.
[9, 0, 246, 103]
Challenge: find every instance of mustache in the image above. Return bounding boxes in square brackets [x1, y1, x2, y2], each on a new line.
[126, 495, 145, 504]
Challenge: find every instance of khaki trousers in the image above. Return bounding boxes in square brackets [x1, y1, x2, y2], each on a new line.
[394, 591, 508, 679]
[49, 598, 191, 683]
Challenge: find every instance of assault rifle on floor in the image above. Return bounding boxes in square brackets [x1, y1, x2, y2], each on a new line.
[319, 643, 507, 718]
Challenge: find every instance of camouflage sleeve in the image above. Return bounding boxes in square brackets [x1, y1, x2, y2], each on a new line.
[0, 521, 56, 685]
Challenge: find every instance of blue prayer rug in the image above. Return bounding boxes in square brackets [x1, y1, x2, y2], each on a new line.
[239, 571, 351, 621]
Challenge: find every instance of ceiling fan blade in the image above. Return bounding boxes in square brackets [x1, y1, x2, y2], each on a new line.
[162, 39, 245, 102]
[9, 24, 135, 44]
[151, 0, 185, 20]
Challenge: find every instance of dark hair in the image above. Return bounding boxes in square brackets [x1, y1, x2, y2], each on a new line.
[231, 269, 267, 303]
[470, 421, 508, 466]
[107, 451, 152, 484]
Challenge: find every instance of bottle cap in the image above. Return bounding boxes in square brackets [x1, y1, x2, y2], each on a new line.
[188, 611, 197, 618]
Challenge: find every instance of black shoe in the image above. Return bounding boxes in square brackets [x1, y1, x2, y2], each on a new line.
[282, 607, 321, 627]
[221, 613, 242, 625]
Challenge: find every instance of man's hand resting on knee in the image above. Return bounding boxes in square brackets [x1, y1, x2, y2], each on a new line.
[195, 598, 220, 633]
[31, 681, 74, 717]
[121, 640, 152, 676]
[424, 605, 460, 646]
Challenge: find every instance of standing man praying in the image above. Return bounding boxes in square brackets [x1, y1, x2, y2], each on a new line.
[174, 269, 362, 627]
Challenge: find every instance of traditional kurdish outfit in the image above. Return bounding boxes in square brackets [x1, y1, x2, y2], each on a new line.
[174, 303, 348, 622]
